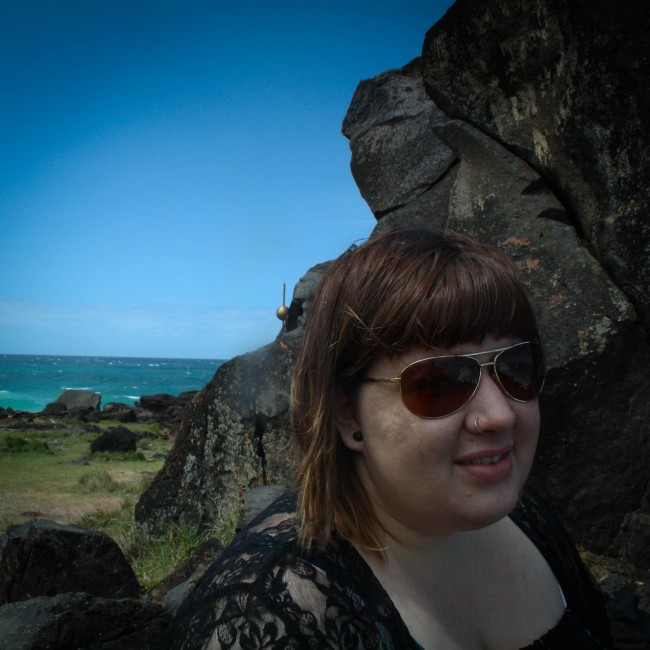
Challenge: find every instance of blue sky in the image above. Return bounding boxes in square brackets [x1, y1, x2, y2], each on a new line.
[0, 1, 453, 360]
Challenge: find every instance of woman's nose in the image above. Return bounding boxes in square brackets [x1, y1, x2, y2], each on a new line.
[466, 369, 517, 433]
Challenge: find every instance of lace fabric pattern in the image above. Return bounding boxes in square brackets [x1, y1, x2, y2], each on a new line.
[166, 488, 612, 650]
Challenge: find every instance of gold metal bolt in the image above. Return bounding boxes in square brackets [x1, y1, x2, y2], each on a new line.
[276, 282, 289, 321]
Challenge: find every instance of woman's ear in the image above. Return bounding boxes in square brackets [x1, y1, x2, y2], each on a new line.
[335, 387, 364, 451]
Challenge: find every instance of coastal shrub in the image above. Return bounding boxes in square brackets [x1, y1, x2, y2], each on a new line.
[129, 522, 206, 588]
[77, 469, 123, 494]
[206, 499, 241, 548]
[76, 486, 241, 589]
[0, 434, 51, 454]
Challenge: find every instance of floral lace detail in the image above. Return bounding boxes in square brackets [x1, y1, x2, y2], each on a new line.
[166, 488, 611, 649]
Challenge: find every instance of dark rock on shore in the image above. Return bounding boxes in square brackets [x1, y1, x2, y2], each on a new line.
[54, 389, 101, 411]
[421, 0, 650, 326]
[0, 519, 140, 605]
[135, 338, 297, 534]
[90, 426, 138, 453]
[40, 401, 67, 415]
[0, 592, 169, 650]
[1, 389, 197, 436]
[415, 0, 650, 566]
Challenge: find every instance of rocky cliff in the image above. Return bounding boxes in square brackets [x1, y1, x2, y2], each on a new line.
[136, 0, 650, 574]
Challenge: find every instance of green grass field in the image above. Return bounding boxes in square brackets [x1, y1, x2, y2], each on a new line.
[0, 418, 238, 588]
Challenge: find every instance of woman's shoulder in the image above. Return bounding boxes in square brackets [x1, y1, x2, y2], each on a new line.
[165, 490, 411, 649]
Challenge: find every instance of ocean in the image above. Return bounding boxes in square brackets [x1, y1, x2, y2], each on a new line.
[0, 354, 224, 412]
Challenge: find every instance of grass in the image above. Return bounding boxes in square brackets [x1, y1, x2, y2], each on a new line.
[0, 418, 240, 588]
[0, 433, 52, 454]
[77, 489, 241, 589]
[0, 420, 166, 529]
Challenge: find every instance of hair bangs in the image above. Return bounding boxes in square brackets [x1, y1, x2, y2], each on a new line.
[401, 252, 539, 351]
[339, 240, 539, 378]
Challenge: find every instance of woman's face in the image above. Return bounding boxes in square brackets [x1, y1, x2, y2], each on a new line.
[338, 335, 540, 539]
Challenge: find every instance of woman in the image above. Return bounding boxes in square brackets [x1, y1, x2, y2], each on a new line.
[167, 229, 612, 649]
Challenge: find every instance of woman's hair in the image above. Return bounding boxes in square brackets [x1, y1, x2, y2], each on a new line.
[291, 228, 540, 552]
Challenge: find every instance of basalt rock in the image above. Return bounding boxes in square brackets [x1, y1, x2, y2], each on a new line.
[421, 0, 650, 327]
[135, 264, 327, 535]
[55, 388, 101, 411]
[0, 592, 169, 650]
[90, 425, 138, 453]
[0, 519, 140, 605]
[134, 337, 299, 534]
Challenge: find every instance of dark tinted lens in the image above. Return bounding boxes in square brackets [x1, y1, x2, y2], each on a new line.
[495, 342, 544, 401]
[401, 357, 481, 418]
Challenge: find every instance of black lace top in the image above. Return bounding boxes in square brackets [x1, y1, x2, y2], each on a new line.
[167, 487, 612, 649]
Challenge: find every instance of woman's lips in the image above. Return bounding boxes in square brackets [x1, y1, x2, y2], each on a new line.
[455, 446, 513, 482]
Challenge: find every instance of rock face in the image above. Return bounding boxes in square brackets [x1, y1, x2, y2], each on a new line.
[90, 425, 138, 453]
[422, 0, 650, 570]
[135, 264, 328, 534]
[421, 0, 650, 326]
[54, 388, 101, 411]
[135, 1, 649, 574]
[0, 592, 169, 650]
[0, 519, 140, 605]
[135, 338, 298, 533]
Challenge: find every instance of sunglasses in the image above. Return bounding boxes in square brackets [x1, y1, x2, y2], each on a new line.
[360, 341, 545, 419]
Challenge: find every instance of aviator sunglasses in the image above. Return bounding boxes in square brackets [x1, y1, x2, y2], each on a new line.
[360, 341, 545, 419]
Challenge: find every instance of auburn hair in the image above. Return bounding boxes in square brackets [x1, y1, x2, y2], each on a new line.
[291, 229, 540, 552]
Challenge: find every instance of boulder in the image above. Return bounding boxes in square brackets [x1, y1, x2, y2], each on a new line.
[40, 402, 67, 415]
[90, 426, 138, 453]
[236, 484, 288, 532]
[421, 0, 650, 325]
[113, 408, 138, 423]
[0, 592, 169, 650]
[134, 264, 330, 535]
[55, 389, 101, 411]
[0, 520, 140, 604]
[103, 402, 138, 422]
[135, 336, 299, 534]
[137, 393, 179, 412]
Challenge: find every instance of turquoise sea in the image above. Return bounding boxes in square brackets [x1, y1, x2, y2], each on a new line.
[0, 354, 224, 412]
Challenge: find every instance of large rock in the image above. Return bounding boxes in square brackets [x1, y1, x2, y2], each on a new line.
[0, 520, 140, 604]
[0, 592, 169, 650]
[421, 0, 650, 326]
[135, 338, 298, 534]
[135, 264, 327, 534]
[54, 389, 101, 411]
[90, 425, 138, 453]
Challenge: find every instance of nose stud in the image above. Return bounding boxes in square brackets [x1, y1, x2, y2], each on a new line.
[474, 417, 486, 435]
